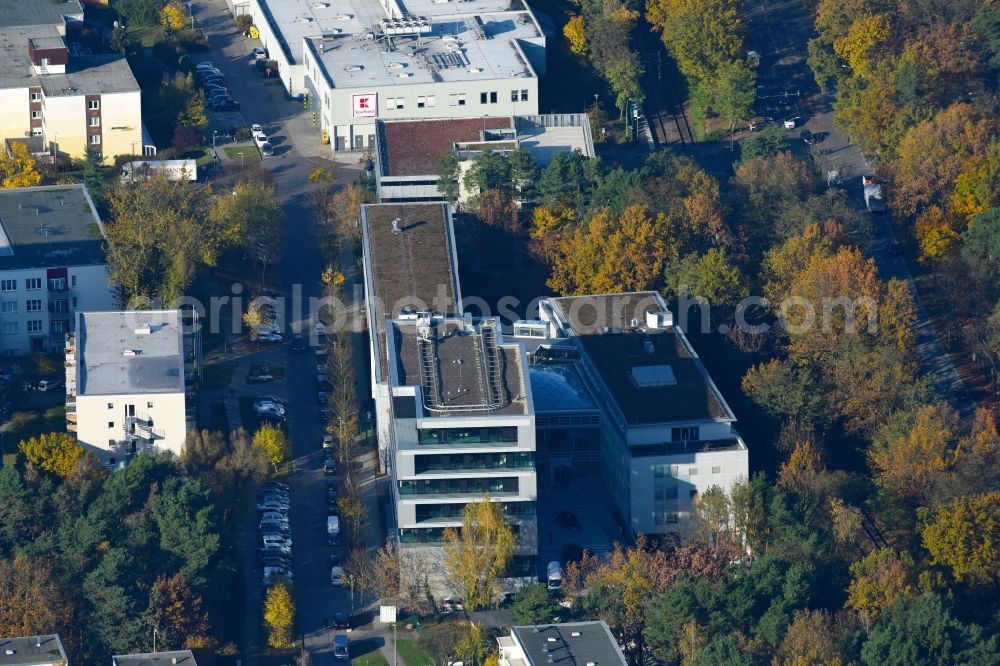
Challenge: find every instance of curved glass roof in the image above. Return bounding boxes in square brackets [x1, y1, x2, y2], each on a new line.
[528, 363, 597, 413]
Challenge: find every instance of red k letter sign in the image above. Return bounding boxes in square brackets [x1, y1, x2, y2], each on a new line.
[352, 93, 376, 118]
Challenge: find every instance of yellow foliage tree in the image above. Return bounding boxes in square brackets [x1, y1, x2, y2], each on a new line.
[914, 206, 960, 263]
[846, 548, 914, 634]
[870, 403, 959, 499]
[546, 205, 667, 295]
[563, 15, 587, 55]
[19, 432, 88, 479]
[263, 581, 295, 648]
[253, 424, 289, 472]
[0, 142, 43, 188]
[161, 1, 188, 30]
[833, 14, 890, 79]
[920, 491, 999, 584]
[443, 495, 515, 611]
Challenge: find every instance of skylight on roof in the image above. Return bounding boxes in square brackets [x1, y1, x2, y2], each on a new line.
[631, 364, 676, 389]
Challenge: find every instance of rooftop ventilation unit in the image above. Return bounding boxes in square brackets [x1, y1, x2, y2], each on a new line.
[571, 631, 582, 637]
[135, 324, 152, 335]
[122, 349, 142, 357]
[646, 309, 673, 329]
[391, 218, 401, 234]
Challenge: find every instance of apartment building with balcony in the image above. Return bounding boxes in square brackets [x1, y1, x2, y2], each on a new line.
[65, 309, 200, 466]
[527, 292, 749, 537]
[0, 184, 115, 356]
[0, 2, 146, 165]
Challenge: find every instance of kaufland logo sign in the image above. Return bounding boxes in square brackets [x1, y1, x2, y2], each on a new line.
[352, 93, 376, 118]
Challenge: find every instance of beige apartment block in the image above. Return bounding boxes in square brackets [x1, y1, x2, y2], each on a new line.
[0, 18, 144, 164]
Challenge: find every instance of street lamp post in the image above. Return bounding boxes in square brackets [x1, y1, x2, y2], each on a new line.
[349, 576, 355, 612]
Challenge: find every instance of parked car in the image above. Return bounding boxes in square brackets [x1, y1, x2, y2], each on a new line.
[317, 391, 327, 404]
[333, 634, 350, 661]
[330, 565, 344, 586]
[259, 141, 274, 157]
[248, 367, 274, 383]
[252, 47, 267, 60]
[262, 534, 291, 549]
[259, 545, 291, 559]
[800, 129, 815, 144]
[333, 611, 350, 629]
[324, 460, 336, 476]
[260, 511, 288, 523]
[211, 99, 240, 111]
[319, 408, 331, 424]
[36, 379, 62, 392]
[257, 500, 289, 512]
[257, 330, 283, 343]
[292, 333, 306, 352]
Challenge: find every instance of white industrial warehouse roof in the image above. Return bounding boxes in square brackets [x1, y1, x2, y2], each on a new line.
[308, 18, 536, 89]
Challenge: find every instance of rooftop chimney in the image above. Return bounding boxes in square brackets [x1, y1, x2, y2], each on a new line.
[391, 218, 402, 234]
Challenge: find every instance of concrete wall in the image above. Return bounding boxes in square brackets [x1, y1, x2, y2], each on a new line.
[42, 94, 86, 159]
[0, 87, 31, 143]
[98, 91, 143, 162]
[628, 445, 749, 535]
[75, 391, 188, 463]
[41, 91, 141, 163]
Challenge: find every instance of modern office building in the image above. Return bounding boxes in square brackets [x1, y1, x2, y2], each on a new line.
[0, 635, 69, 666]
[0, 21, 146, 164]
[385, 313, 538, 582]
[524, 292, 749, 537]
[373, 115, 595, 203]
[0, 184, 116, 356]
[498, 622, 628, 666]
[65, 309, 200, 466]
[360, 202, 537, 590]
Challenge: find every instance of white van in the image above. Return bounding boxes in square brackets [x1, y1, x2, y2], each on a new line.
[546, 561, 562, 590]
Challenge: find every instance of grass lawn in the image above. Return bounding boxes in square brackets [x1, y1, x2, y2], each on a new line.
[395, 640, 433, 666]
[224, 146, 261, 162]
[353, 652, 390, 666]
[179, 147, 215, 168]
[129, 25, 166, 48]
[2, 405, 67, 446]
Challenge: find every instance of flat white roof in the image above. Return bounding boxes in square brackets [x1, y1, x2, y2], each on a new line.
[310, 16, 536, 89]
[77, 310, 184, 396]
[256, 0, 539, 66]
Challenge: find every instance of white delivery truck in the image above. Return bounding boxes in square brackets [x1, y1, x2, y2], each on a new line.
[327, 515, 340, 545]
[121, 159, 198, 182]
[862, 175, 886, 213]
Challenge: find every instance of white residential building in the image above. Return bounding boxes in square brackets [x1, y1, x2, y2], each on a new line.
[66, 309, 200, 466]
[0, 184, 116, 356]
[529, 292, 750, 537]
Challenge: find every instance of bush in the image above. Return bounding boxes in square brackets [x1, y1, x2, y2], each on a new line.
[116, 0, 167, 27]
[173, 125, 201, 151]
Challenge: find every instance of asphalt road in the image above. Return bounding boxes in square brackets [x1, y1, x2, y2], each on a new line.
[189, 1, 381, 663]
[744, 0, 974, 416]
